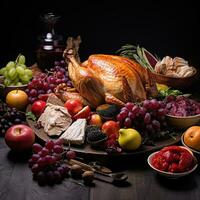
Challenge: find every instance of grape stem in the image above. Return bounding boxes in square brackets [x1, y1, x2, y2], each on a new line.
[169, 133, 177, 141]
[68, 141, 71, 151]
[44, 69, 54, 76]
[15, 53, 22, 63]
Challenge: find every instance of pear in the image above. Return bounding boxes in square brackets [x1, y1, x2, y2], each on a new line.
[118, 128, 142, 151]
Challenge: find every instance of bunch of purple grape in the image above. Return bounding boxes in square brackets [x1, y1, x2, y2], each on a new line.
[28, 139, 72, 186]
[117, 99, 167, 139]
[165, 95, 200, 116]
[0, 102, 26, 136]
[26, 60, 73, 103]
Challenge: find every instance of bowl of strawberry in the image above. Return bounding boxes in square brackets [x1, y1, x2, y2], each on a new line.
[147, 146, 198, 178]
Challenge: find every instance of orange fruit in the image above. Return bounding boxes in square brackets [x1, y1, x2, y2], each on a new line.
[183, 126, 200, 151]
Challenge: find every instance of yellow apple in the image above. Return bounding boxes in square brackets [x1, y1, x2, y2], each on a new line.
[6, 89, 29, 110]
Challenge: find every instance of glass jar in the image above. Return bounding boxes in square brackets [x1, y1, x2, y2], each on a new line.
[35, 13, 65, 69]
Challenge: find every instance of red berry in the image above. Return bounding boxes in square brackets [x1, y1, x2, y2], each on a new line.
[54, 138, 64, 146]
[172, 163, 180, 173]
[179, 152, 194, 172]
[66, 150, 76, 159]
[32, 143, 43, 153]
[125, 102, 135, 111]
[45, 140, 54, 150]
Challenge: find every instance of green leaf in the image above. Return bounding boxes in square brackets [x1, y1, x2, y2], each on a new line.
[141, 48, 154, 71]
[120, 49, 136, 54]
[116, 44, 137, 54]
[158, 88, 185, 99]
[168, 131, 179, 140]
[132, 54, 147, 68]
[136, 45, 143, 59]
[116, 43, 157, 72]
[121, 44, 137, 50]
[26, 111, 37, 122]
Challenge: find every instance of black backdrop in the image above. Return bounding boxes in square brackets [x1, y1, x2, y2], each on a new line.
[1, 0, 199, 68]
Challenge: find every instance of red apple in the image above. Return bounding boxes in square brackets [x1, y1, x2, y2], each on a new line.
[73, 106, 91, 120]
[5, 124, 35, 151]
[31, 100, 46, 117]
[64, 99, 83, 116]
[101, 120, 120, 137]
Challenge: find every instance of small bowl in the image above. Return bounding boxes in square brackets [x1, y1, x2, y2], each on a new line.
[0, 84, 27, 99]
[165, 114, 200, 130]
[151, 68, 198, 90]
[86, 135, 108, 148]
[181, 133, 200, 155]
[147, 150, 198, 179]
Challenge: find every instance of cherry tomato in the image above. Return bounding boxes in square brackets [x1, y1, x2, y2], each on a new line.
[31, 100, 46, 117]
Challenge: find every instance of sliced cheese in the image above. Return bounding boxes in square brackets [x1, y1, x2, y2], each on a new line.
[60, 119, 86, 145]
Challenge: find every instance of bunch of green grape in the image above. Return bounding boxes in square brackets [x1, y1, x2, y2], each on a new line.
[0, 54, 33, 86]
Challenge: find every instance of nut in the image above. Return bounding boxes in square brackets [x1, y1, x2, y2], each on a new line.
[70, 164, 83, 178]
[82, 171, 94, 184]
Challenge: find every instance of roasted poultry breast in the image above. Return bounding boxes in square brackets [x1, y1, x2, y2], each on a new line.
[58, 49, 157, 108]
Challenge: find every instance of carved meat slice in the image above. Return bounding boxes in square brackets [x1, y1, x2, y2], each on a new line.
[60, 119, 86, 145]
[155, 56, 196, 77]
[38, 103, 72, 136]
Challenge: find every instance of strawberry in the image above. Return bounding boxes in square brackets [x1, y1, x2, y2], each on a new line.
[169, 163, 179, 173]
[162, 150, 173, 163]
[172, 153, 180, 162]
[179, 152, 194, 172]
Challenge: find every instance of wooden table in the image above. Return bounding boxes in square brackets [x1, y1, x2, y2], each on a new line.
[0, 137, 199, 200]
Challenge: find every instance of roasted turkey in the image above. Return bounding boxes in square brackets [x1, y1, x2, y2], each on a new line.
[56, 49, 158, 108]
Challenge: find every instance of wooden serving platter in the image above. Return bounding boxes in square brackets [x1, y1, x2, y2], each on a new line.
[26, 105, 182, 157]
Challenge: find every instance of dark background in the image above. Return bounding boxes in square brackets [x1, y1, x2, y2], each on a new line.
[0, 0, 199, 68]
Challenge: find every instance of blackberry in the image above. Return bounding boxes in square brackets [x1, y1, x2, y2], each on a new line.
[86, 125, 107, 142]
[85, 125, 100, 135]
[87, 130, 107, 142]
